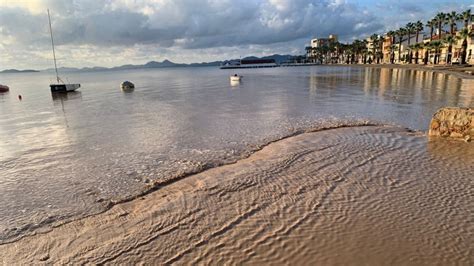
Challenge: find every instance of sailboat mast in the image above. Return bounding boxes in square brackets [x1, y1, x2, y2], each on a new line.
[47, 9, 60, 83]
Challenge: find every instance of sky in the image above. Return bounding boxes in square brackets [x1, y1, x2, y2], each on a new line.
[1, 0, 473, 69]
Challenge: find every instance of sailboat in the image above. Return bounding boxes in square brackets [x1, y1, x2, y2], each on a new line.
[48, 9, 80, 93]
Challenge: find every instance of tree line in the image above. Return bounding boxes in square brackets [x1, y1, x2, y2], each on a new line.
[305, 9, 474, 65]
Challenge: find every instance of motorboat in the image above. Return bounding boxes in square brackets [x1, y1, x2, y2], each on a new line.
[121, 81, 135, 91]
[47, 9, 80, 93]
[230, 74, 242, 82]
[0, 84, 9, 92]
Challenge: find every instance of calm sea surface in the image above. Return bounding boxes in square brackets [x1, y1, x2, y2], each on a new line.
[0, 66, 473, 243]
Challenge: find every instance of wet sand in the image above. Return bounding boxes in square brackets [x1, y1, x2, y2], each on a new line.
[1, 126, 472, 265]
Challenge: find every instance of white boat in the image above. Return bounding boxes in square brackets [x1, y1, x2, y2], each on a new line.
[121, 81, 135, 91]
[230, 75, 242, 82]
[0, 84, 9, 92]
[47, 9, 80, 93]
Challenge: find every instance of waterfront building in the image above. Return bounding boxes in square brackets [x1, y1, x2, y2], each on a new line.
[466, 23, 474, 64]
[311, 34, 338, 48]
[306, 34, 338, 63]
[382, 35, 394, 63]
[303, 15, 472, 66]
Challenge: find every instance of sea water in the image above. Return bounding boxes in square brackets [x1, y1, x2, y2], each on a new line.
[0, 66, 472, 244]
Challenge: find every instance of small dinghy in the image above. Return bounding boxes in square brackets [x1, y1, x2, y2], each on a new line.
[0, 84, 9, 92]
[230, 74, 242, 82]
[121, 81, 135, 91]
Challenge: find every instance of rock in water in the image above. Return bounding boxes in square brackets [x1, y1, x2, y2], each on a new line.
[429, 107, 474, 141]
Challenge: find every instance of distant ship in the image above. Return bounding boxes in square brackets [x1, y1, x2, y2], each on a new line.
[220, 59, 279, 69]
[47, 9, 80, 93]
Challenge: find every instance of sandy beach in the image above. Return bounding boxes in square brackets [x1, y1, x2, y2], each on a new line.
[1, 126, 472, 265]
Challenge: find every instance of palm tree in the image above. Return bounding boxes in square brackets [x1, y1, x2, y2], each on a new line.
[426, 19, 436, 41]
[314, 47, 324, 64]
[333, 42, 343, 64]
[386, 31, 396, 63]
[446, 11, 459, 35]
[370, 34, 379, 63]
[389, 44, 397, 64]
[396, 28, 407, 63]
[423, 42, 431, 65]
[460, 9, 473, 28]
[414, 21, 424, 43]
[410, 43, 423, 64]
[435, 12, 447, 39]
[459, 28, 474, 64]
[339, 43, 349, 64]
[375, 36, 383, 64]
[443, 35, 459, 64]
[305, 46, 313, 62]
[355, 39, 369, 64]
[406, 22, 415, 63]
[351, 40, 361, 63]
[322, 45, 332, 64]
[348, 43, 356, 64]
[430, 40, 444, 64]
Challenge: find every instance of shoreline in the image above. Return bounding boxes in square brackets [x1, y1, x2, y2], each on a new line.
[1, 125, 472, 264]
[1, 121, 379, 245]
[321, 63, 474, 80]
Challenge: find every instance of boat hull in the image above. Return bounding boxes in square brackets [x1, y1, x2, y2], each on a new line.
[50, 83, 80, 93]
[0, 84, 9, 92]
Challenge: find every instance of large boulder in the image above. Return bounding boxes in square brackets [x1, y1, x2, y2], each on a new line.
[429, 107, 474, 141]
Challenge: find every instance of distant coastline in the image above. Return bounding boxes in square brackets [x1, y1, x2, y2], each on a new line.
[0, 60, 220, 74]
[0, 54, 295, 74]
[0, 69, 39, 74]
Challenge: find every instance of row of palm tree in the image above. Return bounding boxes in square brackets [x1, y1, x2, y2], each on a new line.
[388, 9, 473, 65]
[306, 9, 474, 65]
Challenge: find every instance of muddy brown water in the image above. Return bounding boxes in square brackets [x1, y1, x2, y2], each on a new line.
[0, 66, 473, 264]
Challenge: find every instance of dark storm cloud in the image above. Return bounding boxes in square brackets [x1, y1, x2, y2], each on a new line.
[0, 0, 383, 49]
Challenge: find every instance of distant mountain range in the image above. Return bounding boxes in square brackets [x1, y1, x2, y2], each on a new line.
[40, 59, 221, 73]
[1, 54, 296, 73]
[0, 69, 39, 73]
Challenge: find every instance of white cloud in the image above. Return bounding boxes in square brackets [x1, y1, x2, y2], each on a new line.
[1, 0, 385, 69]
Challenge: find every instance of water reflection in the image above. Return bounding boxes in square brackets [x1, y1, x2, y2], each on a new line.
[51, 91, 82, 102]
[230, 80, 241, 87]
[307, 67, 471, 108]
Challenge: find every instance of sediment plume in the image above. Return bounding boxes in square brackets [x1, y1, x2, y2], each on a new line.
[1, 126, 472, 265]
